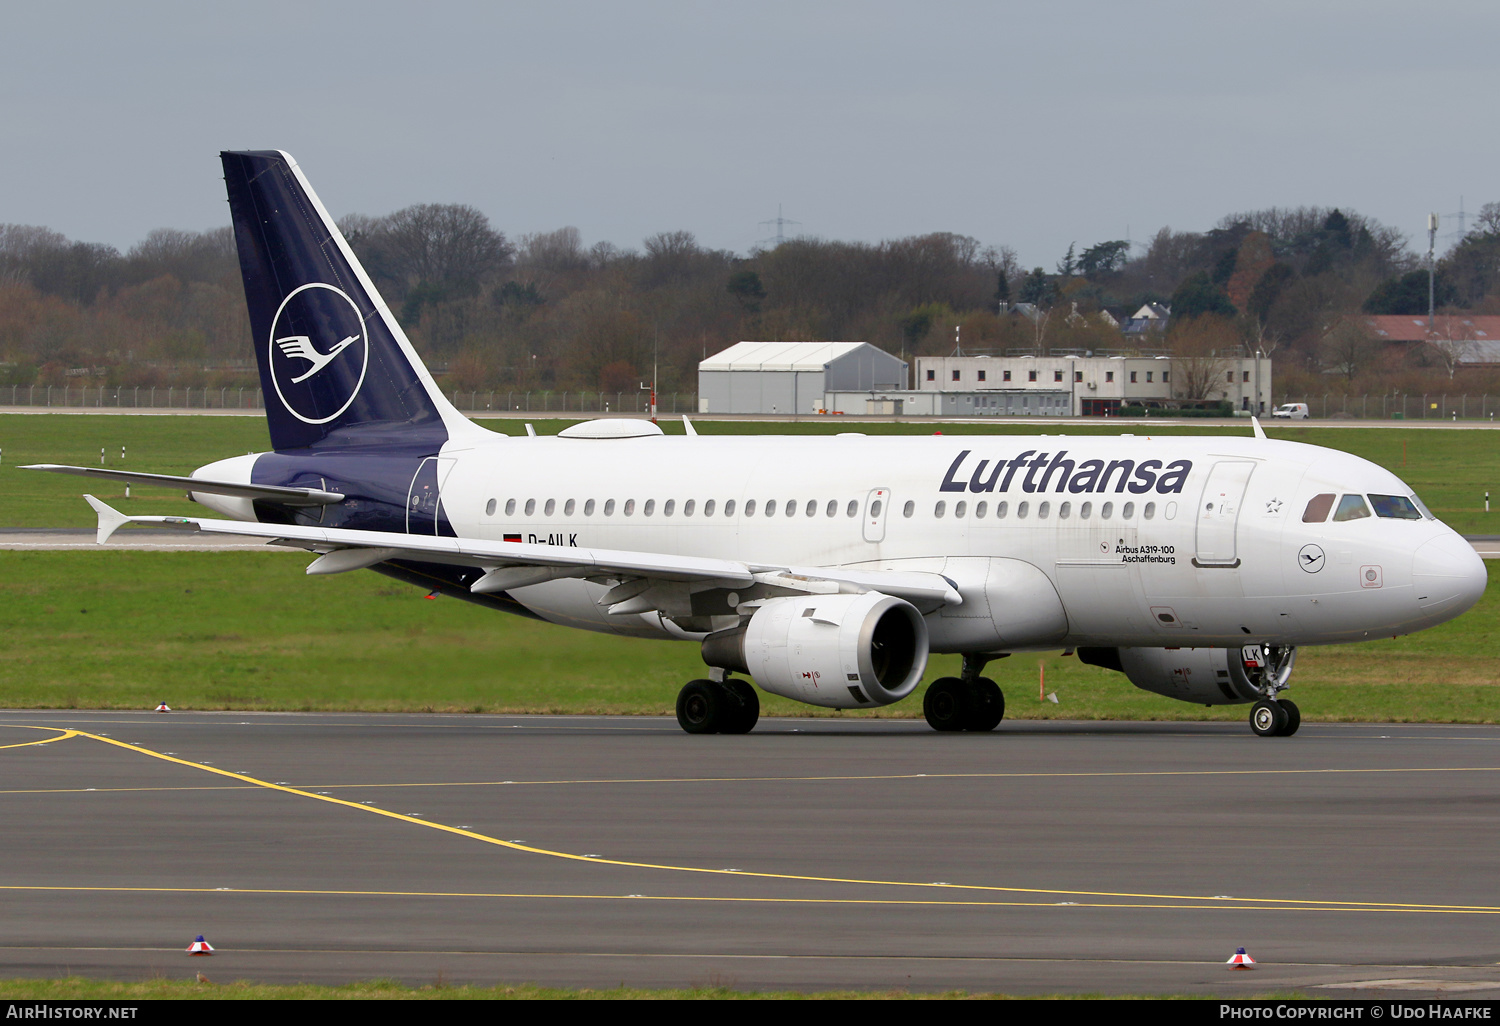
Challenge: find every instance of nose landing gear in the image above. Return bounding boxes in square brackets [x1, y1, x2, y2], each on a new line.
[1243, 645, 1300, 737]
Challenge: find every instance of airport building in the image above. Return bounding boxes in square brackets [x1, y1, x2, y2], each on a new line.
[698, 341, 907, 415]
[914, 354, 1273, 416]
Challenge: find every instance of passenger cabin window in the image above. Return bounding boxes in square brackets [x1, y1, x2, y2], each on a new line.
[1302, 494, 1335, 523]
[975, 501, 987, 518]
[544, 499, 556, 516]
[565, 499, 576, 516]
[745, 499, 757, 516]
[765, 500, 776, 516]
[704, 499, 716, 516]
[1333, 494, 1372, 522]
[725, 500, 736, 516]
[603, 499, 615, 516]
[996, 501, 1008, 518]
[505, 498, 517, 516]
[1144, 502, 1156, 519]
[805, 499, 816, 517]
[623, 499, 635, 516]
[485, 498, 496, 516]
[934, 501, 946, 518]
[1122, 502, 1135, 519]
[664, 499, 676, 516]
[643, 499, 655, 516]
[903, 500, 915, 517]
[1017, 501, 1029, 519]
[1369, 494, 1422, 519]
[954, 501, 967, 517]
[524, 499, 536, 515]
[684, 499, 696, 517]
[846, 500, 858, 517]
[584, 499, 596, 516]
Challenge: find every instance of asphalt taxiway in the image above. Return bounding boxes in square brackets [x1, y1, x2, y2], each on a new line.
[3, 712, 1500, 996]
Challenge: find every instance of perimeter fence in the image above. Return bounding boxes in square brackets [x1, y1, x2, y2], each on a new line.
[0, 386, 700, 416]
[2, 385, 1498, 420]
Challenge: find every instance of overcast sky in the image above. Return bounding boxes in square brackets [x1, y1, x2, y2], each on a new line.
[4, 1, 1495, 268]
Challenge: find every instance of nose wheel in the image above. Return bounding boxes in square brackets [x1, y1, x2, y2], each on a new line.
[1249, 698, 1300, 737]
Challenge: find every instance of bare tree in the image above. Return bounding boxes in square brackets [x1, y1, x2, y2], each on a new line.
[1426, 318, 1475, 379]
[1169, 314, 1237, 400]
[1319, 317, 1383, 383]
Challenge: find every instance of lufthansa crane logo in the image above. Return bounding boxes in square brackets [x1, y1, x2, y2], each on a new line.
[268, 283, 369, 425]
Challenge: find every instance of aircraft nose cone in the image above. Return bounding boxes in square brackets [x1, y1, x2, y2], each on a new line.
[1412, 534, 1488, 620]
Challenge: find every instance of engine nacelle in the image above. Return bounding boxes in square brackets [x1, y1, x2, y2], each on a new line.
[1077, 645, 1297, 705]
[702, 592, 929, 709]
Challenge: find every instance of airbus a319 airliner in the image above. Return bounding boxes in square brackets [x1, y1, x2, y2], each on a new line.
[27, 152, 1488, 737]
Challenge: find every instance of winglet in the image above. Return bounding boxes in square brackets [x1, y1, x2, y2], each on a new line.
[1251, 416, 1267, 440]
[682, 415, 698, 437]
[84, 494, 132, 544]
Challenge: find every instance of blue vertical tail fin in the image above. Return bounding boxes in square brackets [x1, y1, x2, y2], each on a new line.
[221, 150, 480, 451]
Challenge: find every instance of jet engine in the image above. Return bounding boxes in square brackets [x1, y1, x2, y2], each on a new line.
[702, 592, 928, 709]
[1077, 645, 1296, 705]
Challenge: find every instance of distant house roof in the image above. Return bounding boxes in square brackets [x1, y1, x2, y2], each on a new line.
[1132, 302, 1171, 321]
[699, 340, 898, 372]
[1361, 315, 1500, 343]
[1461, 340, 1500, 366]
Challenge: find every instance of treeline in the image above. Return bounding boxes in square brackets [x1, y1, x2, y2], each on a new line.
[3, 200, 1500, 396]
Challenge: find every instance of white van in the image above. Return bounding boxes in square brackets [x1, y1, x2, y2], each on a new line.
[1271, 403, 1310, 419]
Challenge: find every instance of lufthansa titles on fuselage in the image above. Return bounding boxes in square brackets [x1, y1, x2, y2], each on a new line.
[938, 449, 1191, 496]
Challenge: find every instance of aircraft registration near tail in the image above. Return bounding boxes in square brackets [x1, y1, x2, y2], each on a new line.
[24, 152, 1488, 737]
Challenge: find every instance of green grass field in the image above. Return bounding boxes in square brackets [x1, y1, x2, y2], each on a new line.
[0, 976, 1250, 1000]
[1, 413, 1495, 532]
[1, 550, 1494, 722]
[0, 413, 1494, 721]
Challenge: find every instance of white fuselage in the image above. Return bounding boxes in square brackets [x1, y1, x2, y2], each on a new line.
[425, 430, 1486, 652]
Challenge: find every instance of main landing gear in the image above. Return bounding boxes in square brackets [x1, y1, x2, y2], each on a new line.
[675, 676, 760, 734]
[923, 654, 1006, 732]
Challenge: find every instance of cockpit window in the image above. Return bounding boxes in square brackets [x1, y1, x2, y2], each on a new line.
[1302, 493, 1335, 523]
[1410, 494, 1435, 520]
[1332, 494, 1372, 522]
[1369, 494, 1423, 520]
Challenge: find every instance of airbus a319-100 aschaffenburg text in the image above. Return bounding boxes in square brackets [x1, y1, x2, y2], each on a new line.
[26, 152, 1488, 737]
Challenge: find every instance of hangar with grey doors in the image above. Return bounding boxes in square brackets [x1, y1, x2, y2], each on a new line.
[698, 341, 908, 415]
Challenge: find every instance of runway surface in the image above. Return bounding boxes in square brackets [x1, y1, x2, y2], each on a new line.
[3, 712, 1500, 996]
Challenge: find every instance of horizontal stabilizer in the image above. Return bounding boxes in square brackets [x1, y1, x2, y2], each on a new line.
[83, 495, 134, 544]
[22, 465, 343, 505]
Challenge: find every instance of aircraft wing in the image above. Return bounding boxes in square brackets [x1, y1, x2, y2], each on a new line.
[82, 497, 961, 611]
[24, 465, 344, 505]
